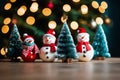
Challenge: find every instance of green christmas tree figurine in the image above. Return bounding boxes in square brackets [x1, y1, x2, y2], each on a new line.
[57, 21, 78, 63]
[92, 24, 111, 60]
[7, 24, 22, 62]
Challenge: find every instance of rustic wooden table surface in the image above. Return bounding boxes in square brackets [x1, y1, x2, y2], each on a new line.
[0, 58, 120, 80]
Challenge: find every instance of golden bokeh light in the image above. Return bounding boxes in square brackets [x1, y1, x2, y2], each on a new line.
[17, 6, 27, 16]
[70, 21, 79, 30]
[105, 18, 111, 24]
[26, 16, 35, 25]
[3, 17, 11, 25]
[48, 21, 57, 29]
[30, 2, 39, 13]
[10, 0, 16, 3]
[72, 0, 80, 3]
[101, 1, 108, 9]
[1, 25, 9, 34]
[92, 1, 99, 9]
[98, 6, 105, 13]
[4, 3, 12, 10]
[81, 5, 88, 14]
[63, 4, 71, 12]
[0, 48, 8, 55]
[42, 8, 52, 16]
[96, 17, 103, 25]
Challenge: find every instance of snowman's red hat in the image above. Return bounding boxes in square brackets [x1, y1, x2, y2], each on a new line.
[23, 33, 34, 41]
[77, 28, 86, 33]
[46, 29, 55, 36]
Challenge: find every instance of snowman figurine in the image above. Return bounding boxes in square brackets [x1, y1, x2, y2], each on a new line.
[76, 28, 94, 62]
[21, 33, 39, 62]
[39, 29, 57, 62]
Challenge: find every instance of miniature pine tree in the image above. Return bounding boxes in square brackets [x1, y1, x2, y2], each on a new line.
[57, 22, 78, 63]
[92, 25, 111, 59]
[7, 24, 22, 62]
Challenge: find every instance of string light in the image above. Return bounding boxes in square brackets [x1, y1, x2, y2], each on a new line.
[10, 0, 16, 3]
[105, 17, 111, 24]
[101, 1, 108, 9]
[70, 21, 79, 30]
[0, 48, 8, 55]
[98, 6, 105, 13]
[72, 0, 80, 3]
[3, 17, 11, 25]
[42, 8, 52, 16]
[63, 4, 71, 12]
[48, 21, 57, 29]
[4, 3, 12, 10]
[30, 2, 39, 13]
[1, 25, 9, 34]
[17, 5, 27, 16]
[81, 5, 88, 14]
[91, 19, 97, 28]
[92, 1, 99, 9]
[26, 16, 35, 25]
[96, 17, 103, 25]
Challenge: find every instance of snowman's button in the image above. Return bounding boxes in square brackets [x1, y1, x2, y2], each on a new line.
[83, 47, 85, 49]
[83, 55, 86, 57]
[83, 51, 86, 53]
[46, 47, 48, 49]
[46, 56, 49, 59]
[46, 52, 48, 54]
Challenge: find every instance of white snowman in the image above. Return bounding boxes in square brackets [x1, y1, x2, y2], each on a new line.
[76, 28, 94, 62]
[39, 29, 57, 62]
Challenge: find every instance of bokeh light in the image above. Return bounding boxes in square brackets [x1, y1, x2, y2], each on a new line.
[3, 17, 11, 25]
[48, 21, 57, 29]
[96, 17, 103, 25]
[63, 4, 71, 12]
[92, 1, 99, 9]
[1, 25, 9, 34]
[72, 0, 80, 3]
[17, 5, 27, 16]
[42, 8, 52, 16]
[30, 2, 39, 13]
[4, 3, 12, 10]
[0, 48, 8, 55]
[105, 17, 111, 24]
[26, 16, 35, 25]
[10, 0, 16, 3]
[101, 1, 108, 9]
[81, 5, 88, 14]
[98, 6, 105, 13]
[70, 21, 79, 30]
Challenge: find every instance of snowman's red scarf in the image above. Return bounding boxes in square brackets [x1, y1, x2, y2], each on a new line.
[76, 42, 91, 52]
[43, 43, 56, 52]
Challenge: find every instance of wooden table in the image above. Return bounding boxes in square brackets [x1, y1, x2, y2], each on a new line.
[0, 58, 120, 80]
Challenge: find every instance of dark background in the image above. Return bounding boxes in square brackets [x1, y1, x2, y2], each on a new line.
[106, 0, 120, 57]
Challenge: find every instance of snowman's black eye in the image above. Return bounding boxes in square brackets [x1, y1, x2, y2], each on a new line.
[46, 56, 49, 59]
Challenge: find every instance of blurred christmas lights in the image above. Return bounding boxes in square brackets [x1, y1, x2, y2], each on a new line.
[4, 3, 12, 10]
[48, 21, 57, 29]
[63, 4, 71, 12]
[26, 16, 35, 25]
[92, 1, 99, 9]
[70, 21, 79, 30]
[81, 5, 88, 14]
[3, 17, 11, 25]
[96, 17, 103, 25]
[1, 25, 9, 34]
[30, 2, 39, 13]
[42, 8, 52, 16]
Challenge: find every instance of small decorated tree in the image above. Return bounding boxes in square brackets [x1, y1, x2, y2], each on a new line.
[7, 24, 22, 62]
[92, 24, 111, 60]
[57, 21, 78, 63]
